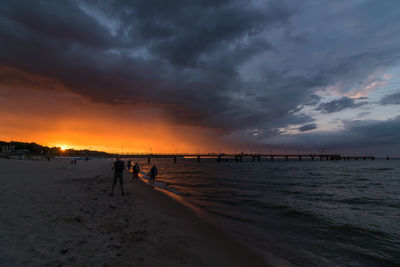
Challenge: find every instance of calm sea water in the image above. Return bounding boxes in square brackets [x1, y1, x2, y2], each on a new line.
[131, 158, 400, 266]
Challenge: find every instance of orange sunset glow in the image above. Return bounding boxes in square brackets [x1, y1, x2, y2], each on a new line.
[0, 72, 234, 153]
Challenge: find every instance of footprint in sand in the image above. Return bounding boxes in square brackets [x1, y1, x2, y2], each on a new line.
[60, 248, 70, 254]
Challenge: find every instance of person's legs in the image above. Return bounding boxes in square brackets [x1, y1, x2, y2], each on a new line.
[119, 174, 125, 195]
[110, 173, 118, 196]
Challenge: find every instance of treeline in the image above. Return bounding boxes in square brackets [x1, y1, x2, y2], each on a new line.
[0, 141, 111, 157]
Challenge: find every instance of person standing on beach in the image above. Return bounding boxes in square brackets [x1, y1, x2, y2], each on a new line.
[149, 165, 158, 184]
[132, 162, 140, 183]
[110, 157, 125, 196]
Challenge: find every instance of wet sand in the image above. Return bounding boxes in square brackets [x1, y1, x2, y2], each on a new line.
[0, 159, 267, 266]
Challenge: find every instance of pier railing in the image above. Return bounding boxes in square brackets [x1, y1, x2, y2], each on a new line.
[117, 153, 376, 163]
[0, 152, 381, 162]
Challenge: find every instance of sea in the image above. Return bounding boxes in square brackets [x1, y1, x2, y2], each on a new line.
[129, 157, 400, 266]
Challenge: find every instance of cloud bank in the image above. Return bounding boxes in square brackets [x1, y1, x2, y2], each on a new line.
[1, 0, 400, 153]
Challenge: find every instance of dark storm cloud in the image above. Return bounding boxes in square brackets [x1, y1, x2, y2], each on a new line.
[379, 92, 400, 105]
[255, 117, 400, 156]
[1, 0, 400, 146]
[0, 0, 295, 131]
[298, 123, 317, 132]
[315, 97, 368, 114]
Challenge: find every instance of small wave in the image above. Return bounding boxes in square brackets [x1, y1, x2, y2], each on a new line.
[218, 199, 240, 206]
[337, 197, 383, 206]
[206, 209, 255, 223]
[172, 171, 202, 175]
[278, 189, 303, 195]
[368, 182, 382, 186]
[322, 223, 397, 247]
[241, 199, 264, 207]
[280, 209, 325, 223]
[164, 182, 212, 188]
[360, 168, 394, 171]
[354, 250, 399, 266]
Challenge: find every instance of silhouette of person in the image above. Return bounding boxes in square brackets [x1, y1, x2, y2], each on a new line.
[127, 160, 132, 171]
[149, 165, 158, 184]
[110, 157, 125, 196]
[132, 162, 140, 183]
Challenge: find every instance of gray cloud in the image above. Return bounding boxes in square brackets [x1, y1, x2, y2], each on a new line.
[0, 0, 400, 148]
[255, 117, 400, 156]
[298, 123, 317, 132]
[357, 111, 371, 117]
[315, 97, 368, 114]
[380, 92, 400, 105]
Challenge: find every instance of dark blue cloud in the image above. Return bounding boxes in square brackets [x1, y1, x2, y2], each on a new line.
[298, 123, 317, 132]
[315, 97, 368, 114]
[254, 117, 400, 156]
[0, 0, 400, 148]
[379, 92, 400, 105]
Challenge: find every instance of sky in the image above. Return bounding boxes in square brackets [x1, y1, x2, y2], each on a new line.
[0, 0, 400, 155]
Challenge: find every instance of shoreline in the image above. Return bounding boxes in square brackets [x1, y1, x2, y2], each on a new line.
[140, 175, 293, 267]
[0, 159, 268, 266]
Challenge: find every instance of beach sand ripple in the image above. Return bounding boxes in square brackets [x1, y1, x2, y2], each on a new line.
[0, 159, 266, 266]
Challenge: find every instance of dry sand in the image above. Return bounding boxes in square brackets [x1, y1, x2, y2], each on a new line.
[0, 159, 267, 266]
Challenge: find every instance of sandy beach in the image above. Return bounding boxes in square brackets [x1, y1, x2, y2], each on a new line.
[0, 159, 267, 266]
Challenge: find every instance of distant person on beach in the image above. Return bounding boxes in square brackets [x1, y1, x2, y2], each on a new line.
[149, 165, 158, 184]
[132, 162, 140, 183]
[110, 157, 125, 196]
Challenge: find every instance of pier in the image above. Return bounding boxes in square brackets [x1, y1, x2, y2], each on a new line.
[0, 152, 380, 162]
[120, 153, 376, 163]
